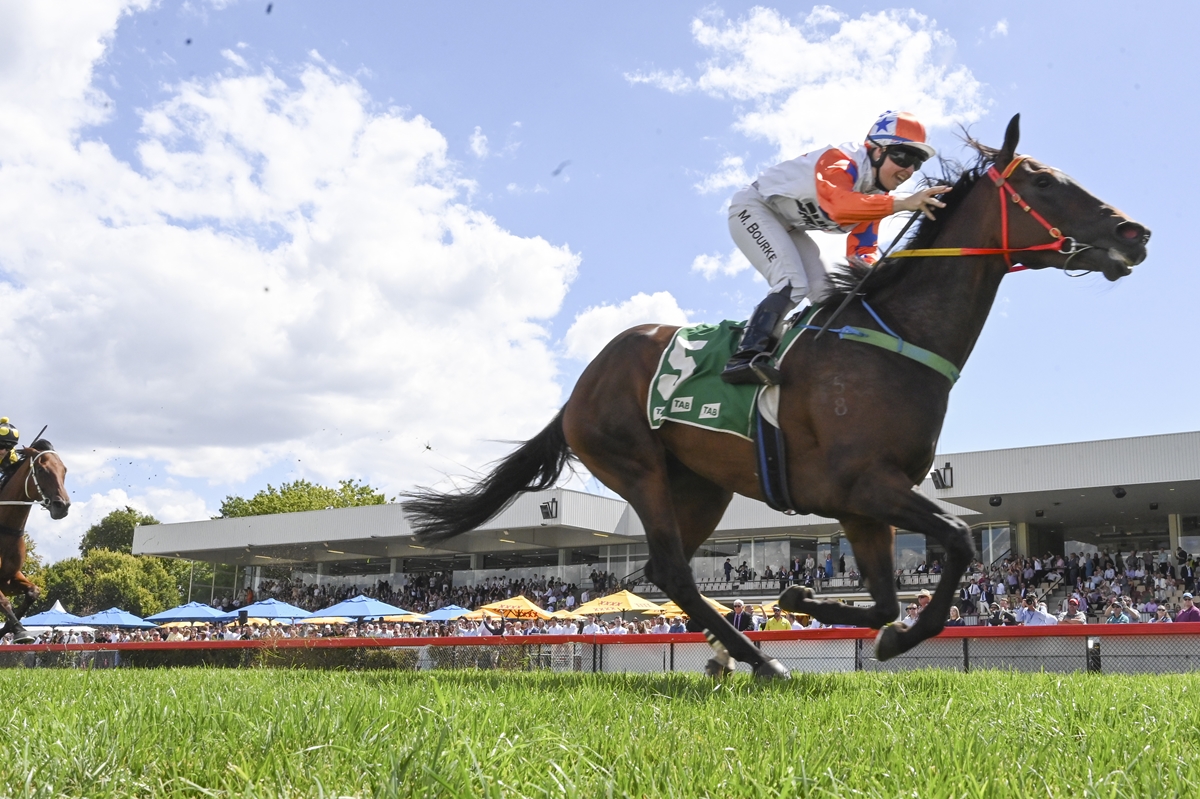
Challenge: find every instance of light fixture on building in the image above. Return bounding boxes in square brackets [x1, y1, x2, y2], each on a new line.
[539, 499, 559, 521]
[1035, 510, 1045, 518]
[989, 496, 1002, 507]
[499, 538, 516, 544]
[929, 462, 953, 490]
[1113, 486, 1127, 499]
[1149, 502, 1159, 510]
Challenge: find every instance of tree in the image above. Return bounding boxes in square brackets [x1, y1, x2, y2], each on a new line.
[218, 479, 387, 518]
[79, 506, 159, 556]
[40, 549, 182, 617]
[21, 533, 46, 599]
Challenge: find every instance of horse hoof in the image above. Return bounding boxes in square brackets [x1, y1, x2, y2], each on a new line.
[874, 624, 906, 662]
[704, 658, 736, 678]
[13, 631, 35, 645]
[752, 658, 790, 681]
[777, 585, 814, 612]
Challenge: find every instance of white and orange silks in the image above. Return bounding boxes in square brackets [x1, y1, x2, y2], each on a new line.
[729, 141, 895, 308]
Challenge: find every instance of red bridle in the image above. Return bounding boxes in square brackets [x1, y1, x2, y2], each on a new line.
[888, 155, 1083, 272]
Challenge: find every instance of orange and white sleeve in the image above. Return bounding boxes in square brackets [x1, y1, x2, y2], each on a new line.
[813, 149, 894, 225]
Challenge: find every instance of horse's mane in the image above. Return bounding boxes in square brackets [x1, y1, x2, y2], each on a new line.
[28, 439, 54, 452]
[819, 136, 1003, 306]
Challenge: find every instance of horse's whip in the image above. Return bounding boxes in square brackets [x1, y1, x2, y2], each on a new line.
[814, 210, 921, 339]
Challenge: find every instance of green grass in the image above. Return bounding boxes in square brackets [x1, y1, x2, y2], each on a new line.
[0, 668, 1196, 797]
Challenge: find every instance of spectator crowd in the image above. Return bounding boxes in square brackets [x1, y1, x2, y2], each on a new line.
[9, 548, 1200, 645]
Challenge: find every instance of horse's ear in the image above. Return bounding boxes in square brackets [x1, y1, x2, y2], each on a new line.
[999, 114, 1021, 164]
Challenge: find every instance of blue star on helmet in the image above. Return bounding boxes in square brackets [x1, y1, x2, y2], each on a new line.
[874, 116, 895, 134]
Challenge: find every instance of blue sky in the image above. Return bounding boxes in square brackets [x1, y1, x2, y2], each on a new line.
[2, 1, 1193, 561]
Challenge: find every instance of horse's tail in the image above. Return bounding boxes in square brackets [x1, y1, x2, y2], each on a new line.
[403, 410, 575, 545]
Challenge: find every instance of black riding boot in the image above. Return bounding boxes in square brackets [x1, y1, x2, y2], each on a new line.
[720, 287, 795, 386]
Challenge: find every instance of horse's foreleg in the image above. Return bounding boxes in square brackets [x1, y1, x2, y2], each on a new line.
[9, 572, 38, 618]
[779, 515, 899, 628]
[852, 476, 974, 661]
[0, 588, 33, 644]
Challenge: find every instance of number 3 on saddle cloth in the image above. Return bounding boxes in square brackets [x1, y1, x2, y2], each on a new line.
[646, 315, 812, 514]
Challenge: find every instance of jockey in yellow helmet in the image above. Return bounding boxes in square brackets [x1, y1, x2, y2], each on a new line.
[721, 110, 951, 385]
[0, 418, 18, 470]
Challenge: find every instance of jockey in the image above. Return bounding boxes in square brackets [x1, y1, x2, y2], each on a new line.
[0, 418, 18, 471]
[721, 110, 951, 385]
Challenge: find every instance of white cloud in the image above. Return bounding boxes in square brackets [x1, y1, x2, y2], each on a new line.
[0, 3, 581, 539]
[220, 48, 248, 69]
[693, 155, 752, 195]
[991, 19, 1009, 38]
[625, 68, 692, 94]
[637, 7, 985, 162]
[27, 486, 211, 564]
[563, 292, 689, 362]
[469, 125, 489, 158]
[692, 247, 751, 280]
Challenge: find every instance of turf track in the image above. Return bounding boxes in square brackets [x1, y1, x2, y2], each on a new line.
[1, 668, 1195, 798]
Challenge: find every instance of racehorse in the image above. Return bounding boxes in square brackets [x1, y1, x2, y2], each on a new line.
[403, 116, 1150, 678]
[0, 439, 70, 643]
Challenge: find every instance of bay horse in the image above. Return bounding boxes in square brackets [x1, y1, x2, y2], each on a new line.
[0, 439, 70, 643]
[404, 116, 1150, 678]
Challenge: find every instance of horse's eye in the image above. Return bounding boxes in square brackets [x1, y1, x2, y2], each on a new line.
[1033, 175, 1053, 189]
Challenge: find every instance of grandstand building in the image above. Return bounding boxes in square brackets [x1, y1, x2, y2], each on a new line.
[133, 431, 1200, 603]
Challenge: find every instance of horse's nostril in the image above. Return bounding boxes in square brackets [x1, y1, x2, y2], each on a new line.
[1116, 221, 1149, 242]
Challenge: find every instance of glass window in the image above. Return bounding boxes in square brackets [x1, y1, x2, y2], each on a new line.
[895, 533, 926, 571]
[836, 536, 857, 575]
[757, 539, 789, 578]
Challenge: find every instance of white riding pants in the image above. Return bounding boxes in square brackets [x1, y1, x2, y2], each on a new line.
[728, 186, 832, 308]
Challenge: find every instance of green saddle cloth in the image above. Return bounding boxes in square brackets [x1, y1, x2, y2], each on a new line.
[646, 319, 807, 440]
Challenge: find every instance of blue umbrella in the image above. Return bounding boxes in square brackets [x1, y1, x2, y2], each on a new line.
[315, 594, 417, 620]
[23, 600, 86, 627]
[145, 602, 230, 624]
[220, 597, 312, 622]
[422, 604, 472, 621]
[79, 608, 157, 629]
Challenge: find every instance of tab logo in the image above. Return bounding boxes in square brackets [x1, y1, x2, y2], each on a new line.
[699, 402, 721, 419]
[671, 397, 693, 413]
[652, 406, 665, 421]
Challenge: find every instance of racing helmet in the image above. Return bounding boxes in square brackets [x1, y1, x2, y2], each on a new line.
[866, 111, 937, 160]
[0, 418, 19, 448]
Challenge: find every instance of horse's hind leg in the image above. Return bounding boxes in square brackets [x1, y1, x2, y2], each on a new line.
[778, 515, 900, 629]
[653, 458, 789, 678]
[566, 423, 785, 679]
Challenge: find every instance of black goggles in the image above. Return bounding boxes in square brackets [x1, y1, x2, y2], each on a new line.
[885, 147, 927, 169]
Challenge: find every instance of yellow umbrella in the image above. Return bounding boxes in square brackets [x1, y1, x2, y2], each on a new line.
[382, 614, 427, 623]
[574, 590, 661, 616]
[476, 596, 552, 620]
[645, 596, 733, 616]
[548, 608, 584, 620]
[242, 617, 290, 627]
[298, 616, 353, 625]
[461, 608, 501, 621]
[158, 620, 204, 628]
